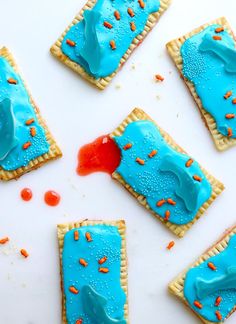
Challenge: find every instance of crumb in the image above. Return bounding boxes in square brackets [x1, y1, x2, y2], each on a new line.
[131, 64, 135, 70]
[155, 74, 164, 82]
[115, 84, 121, 89]
[156, 95, 161, 100]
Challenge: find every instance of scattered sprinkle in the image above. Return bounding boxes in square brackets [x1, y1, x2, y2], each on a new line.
[79, 258, 88, 267]
[21, 188, 33, 201]
[208, 262, 217, 271]
[7, 78, 17, 85]
[185, 158, 194, 167]
[74, 230, 79, 241]
[25, 118, 34, 125]
[224, 91, 232, 99]
[22, 142, 31, 150]
[213, 35, 222, 41]
[167, 198, 176, 206]
[30, 127, 36, 137]
[109, 40, 116, 50]
[98, 256, 107, 265]
[232, 98, 236, 104]
[130, 22, 136, 31]
[99, 267, 109, 273]
[194, 300, 203, 309]
[215, 296, 222, 307]
[215, 311, 222, 321]
[225, 113, 235, 119]
[0, 237, 9, 244]
[215, 27, 224, 33]
[76, 319, 83, 324]
[85, 232, 92, 242]
[69, 286, 79, 294]
[155, 74, 164, 82]
[156, 199, 166, 207]
[123, 143, 132, 150]
[148, 150, 157, 158]
[114, 10, 120, 20]
[138, 0, 145, 8]
[136, 157, 145, 165]
[164, 210, 170, 221]
[167, 241, 175, 250]
[20, 249, 29, 258]
[104, 21, 113, 29]
[66, 39, 76, 47]
[228, 127, 233, 137]
[127, 8, 135, 17]
[193, 175, 202, 182]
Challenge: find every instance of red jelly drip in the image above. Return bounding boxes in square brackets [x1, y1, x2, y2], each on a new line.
[44, 190, 61, 206]
[21, 188, 33, 201]
[77, 135, 121, 176]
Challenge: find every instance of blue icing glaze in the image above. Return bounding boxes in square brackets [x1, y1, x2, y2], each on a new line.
[113, 120, 212, 225]
[184, 234, 236, 322]
[181, 24, 236, 138]
[62, 225, 126, 324]
[61, 0, 160, 78]
[0, 56, 49, 171]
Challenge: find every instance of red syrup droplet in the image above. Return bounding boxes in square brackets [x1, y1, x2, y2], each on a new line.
[77, 135, 121, 176]
[21, 188, 33, 201]
[44, 190, 61, 207]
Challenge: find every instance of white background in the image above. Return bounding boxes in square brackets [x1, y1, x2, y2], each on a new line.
[0, 0, 236, 323]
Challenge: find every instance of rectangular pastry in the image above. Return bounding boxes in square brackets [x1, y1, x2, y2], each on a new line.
[166, 17, 236, 151]
[169, 226, 236, 323]
[57, 220, 128, 324]
[110, 108, 224, 237]
[0, 47, 62, 181]
[50, 0, 171, 89]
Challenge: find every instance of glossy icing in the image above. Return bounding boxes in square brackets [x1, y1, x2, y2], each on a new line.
[181, 24, 236, 138]
[0, 56, 49, 171]
[62, 225, 126, 324]
[184, 234, 236, 322]
[113, 120, 212, 225]
[61, 0, 160, 78]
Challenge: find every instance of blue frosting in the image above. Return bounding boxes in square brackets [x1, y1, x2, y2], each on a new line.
[184, 234, 236, 322]
[113, 120, 212, 225]
[61, 0, 160, 78]
[62, 225, 126, 324]
[181, 24, 236, 138]
[0, 56, 49, 171]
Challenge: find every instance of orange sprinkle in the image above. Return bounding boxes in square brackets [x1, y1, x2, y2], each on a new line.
[136, 157, 145, 165]
[213, 35, 222, 41]
[99, 267, 109, 273]
[232, 98, 236, 104]
[30, 127, 36, 137]
[215, 27, 224, 33]
[7, 78, 18, 85]
[76, 319, 83, 324]
[228, 127, 233, 137]
[0, 237, 9, 244]
[215, 296, 222, 307]
[167, 198, 176, 206]
[22, 142, 31, 150]
[138, 0, 145, 8]
[156, 199, 166, 207]
[127, 8, 135, 17]
[104, 21, 113, 29]
[186, 158, 194, 167]
[215, 311, 222, 321]
[208, 262, 217, 271]
[155, 74, 164, 82]
[226, 113, 235, 119]
[148, 150, 157, 158]
[66, 39, 76, 47]
[123, 143, 132, 150]
[110, 40, 116, 50]
[25, 118, 35, 125]
[20, 249, 29, 258]
[79, 258, 88, 267]
[193, 175, 202, 182]
[194, 300, 203, 309]
[74, 230, 79, 241]
[167, 241, 175, 250]
[85, 232, 92, 242]
[164, 210, 170, 221]
[224, 91, 232, 99]
[98, 256, 107, 265]
[69, 286, 79, 294]
[130, 22, 136, 31]
[114, 10, 120, 20]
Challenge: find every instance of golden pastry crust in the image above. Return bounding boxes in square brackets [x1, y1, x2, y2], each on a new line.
[166, 17, 236, 151]
[57, 219, 128, 324]
[111, 108, 224, 238]
[50, 0, 171, 90]
[0, 47, 62, 181]
[169, 225, 236, 323]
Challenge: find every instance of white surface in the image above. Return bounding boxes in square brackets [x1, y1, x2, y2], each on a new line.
[0, 0, 236, 323]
